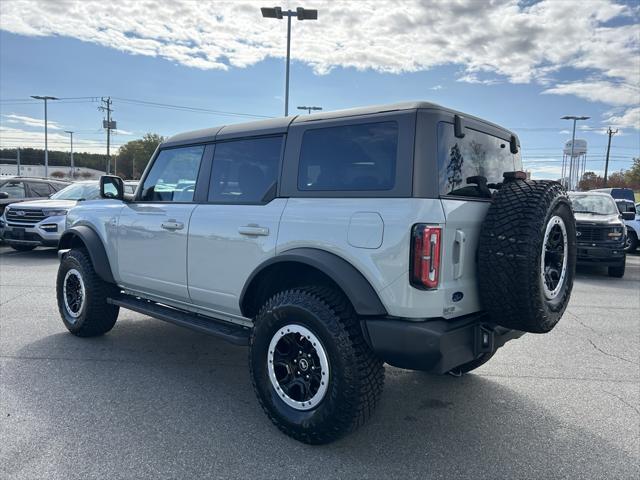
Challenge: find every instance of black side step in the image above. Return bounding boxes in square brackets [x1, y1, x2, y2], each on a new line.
[108, 296, 250, 346]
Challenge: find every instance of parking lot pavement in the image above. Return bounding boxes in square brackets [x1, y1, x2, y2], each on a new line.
[1, 245, 638, 480]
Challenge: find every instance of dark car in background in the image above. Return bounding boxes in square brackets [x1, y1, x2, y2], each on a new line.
[569, 191, 629, 277]
[0, 177, 70, 214]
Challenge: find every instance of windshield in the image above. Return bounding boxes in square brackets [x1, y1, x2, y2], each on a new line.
[570, 194, 618, 215]
[51, 182, 100, 201]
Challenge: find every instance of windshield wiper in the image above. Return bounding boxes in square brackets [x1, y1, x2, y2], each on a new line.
[573, 210, 608, 215]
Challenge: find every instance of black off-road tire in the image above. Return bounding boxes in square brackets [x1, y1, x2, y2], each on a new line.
[624, 231, 637, 253]
[11, 244, 36, 252]
[608, 260, 625, 278]
[478, 180, 576, 333]
[56, 249, 120, 337]
[448, 351, 496, 376]
[249, 287, 385, 444]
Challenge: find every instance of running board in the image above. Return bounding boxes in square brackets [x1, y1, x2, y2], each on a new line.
[108, 295, 250, 346]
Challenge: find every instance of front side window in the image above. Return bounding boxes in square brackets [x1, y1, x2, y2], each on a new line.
[209, 136, 282, 203]
[140, 145, 205, 202]
[437, 123, 522, 198]
[298, 121, 398, 191]
[0, 181, 26, 198]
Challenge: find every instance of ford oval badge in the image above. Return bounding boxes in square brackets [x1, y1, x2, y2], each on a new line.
[452, 292, 464, 303]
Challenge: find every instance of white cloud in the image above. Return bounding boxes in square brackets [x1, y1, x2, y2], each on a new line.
[0, 126, 122, 154]
[3, 114, 63, 130]
[1, 0, 638, 127]
[430, 85, 444, 91]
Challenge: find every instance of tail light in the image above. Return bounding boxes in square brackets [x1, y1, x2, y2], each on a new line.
[410, 224, 442, 289]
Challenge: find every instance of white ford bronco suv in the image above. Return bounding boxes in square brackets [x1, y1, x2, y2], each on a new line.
[56, 102, 576, 444]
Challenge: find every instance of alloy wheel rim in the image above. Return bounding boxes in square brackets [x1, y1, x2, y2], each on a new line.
[63, 269, 85, 321]
[541, 215, 568, 300]
[267, 324, 329, 411]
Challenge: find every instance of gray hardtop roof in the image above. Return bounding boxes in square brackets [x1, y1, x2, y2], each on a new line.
[162, 101, 517, 147]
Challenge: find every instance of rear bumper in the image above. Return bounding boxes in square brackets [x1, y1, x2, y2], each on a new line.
[363, 313, 524, 374]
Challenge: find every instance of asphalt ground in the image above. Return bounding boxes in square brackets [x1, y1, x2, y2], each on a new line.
[1, 244, 638, 479]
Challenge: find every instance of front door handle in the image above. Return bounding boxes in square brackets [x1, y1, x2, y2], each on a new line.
[161, 220, 184, 231]
[238, 225, 269, 236]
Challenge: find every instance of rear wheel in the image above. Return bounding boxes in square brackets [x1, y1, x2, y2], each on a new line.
[249, 287, 384, 444]
[10, 244, 36, 252]
[56, 249, 120, 336]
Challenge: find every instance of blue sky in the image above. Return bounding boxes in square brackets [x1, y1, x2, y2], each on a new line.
[0, 0, 638, 179]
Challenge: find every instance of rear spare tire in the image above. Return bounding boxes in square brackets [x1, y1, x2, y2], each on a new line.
[478, 179, 576, 333]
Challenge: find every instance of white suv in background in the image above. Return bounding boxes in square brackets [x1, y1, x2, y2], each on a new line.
[55, 102, 576, 443]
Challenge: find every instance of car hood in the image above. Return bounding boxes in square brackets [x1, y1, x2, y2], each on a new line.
[574, 213, 621, 225]
[6, 199, 78, 210]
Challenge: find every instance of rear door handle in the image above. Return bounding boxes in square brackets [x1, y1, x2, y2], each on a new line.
[161, 220, 184, 231]
[453, 229, 466, 279]
[238, 225, 269, 236]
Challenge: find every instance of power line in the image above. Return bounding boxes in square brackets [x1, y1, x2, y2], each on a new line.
[113, 97, 273, 119]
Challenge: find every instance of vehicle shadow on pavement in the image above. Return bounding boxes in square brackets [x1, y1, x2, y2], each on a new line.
[3, 317, 636, 480]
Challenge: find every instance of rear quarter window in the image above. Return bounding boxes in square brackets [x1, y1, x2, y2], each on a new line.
[297, 121, 398, 191]
[437, 122, 522, 198]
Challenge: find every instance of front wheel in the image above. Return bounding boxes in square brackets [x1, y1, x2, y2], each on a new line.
[608, 260, 625, 278]
[249, 287, 384, 444]
[56, 249, 120, 336]
[624, 231, 638, 253]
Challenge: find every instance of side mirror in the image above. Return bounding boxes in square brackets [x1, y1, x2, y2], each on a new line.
[0, 192, 8, 199]
[621, 211, 635, 221]
[100, 175, 124, 200]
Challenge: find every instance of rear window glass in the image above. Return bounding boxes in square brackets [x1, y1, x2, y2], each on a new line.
[298, 121, 398, 191]
[437, 123, 522, 198]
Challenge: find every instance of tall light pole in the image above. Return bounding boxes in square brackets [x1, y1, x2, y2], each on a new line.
[297, 105, 322, 114]
[31, 95, 59, 177]
[561, 115, 590, 189]
[261, 6, 318, 116]
[65, 130, 74, 179]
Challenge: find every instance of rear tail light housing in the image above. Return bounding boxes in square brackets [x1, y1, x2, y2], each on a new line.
[410, 224, 442, 290]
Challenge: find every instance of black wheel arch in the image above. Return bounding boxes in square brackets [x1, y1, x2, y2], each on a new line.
[240, 248, 387, 318]
[58, 225, 115, 284]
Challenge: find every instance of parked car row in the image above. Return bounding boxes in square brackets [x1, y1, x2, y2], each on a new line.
[0, 176, 71, 214]
[0, 179, 137, 251]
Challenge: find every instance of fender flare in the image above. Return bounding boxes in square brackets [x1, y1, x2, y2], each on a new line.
[59, 225, 115, 284]
[240, 248, 387, 317]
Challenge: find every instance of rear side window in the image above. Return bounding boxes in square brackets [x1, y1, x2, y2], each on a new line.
[298, 121, 398, 191]
[27, 182, 51, 197]
[209, 136, 282, 204]
[140, 145, 205, 202]
[0, 181, 26, 198]
[437, 123, 522, 198]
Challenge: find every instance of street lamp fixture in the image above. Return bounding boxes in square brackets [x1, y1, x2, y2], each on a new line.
[261, 6, 318, 116]
[561, 115, 590, 190]
[297, 105, 323, 114]
[30, 95, 59, 177]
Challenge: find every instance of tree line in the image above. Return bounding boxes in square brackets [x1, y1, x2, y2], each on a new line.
[0, 133, 164, 180]
[577, 158, 640, 192]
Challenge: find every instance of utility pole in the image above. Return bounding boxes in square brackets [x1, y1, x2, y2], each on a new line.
[99, 97, 115, 174]
[65, 131, 74, 179]
[603, 127, 618, 187]
[16, 147, 21, 176]
[30, 95, 59, 177]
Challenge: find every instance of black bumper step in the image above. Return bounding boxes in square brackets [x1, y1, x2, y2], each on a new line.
[108, 295, 250, 346]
